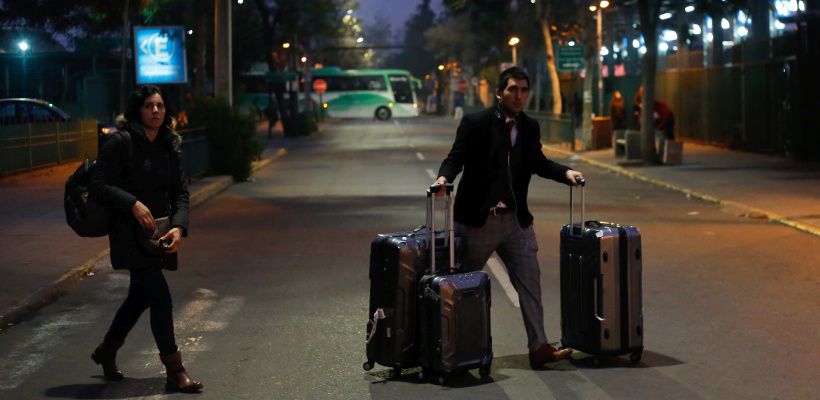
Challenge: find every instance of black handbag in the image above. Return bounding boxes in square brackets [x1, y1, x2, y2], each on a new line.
[136, 217, 172, 257]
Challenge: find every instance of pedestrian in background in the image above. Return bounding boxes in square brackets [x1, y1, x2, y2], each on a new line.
[89, 85, 202, 393]
[610, 90, 627, 130]
[434, 67, 584, 369]
[634, 85, 676, 139]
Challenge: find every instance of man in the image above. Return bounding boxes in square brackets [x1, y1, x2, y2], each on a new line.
[434, 67, 584, 369]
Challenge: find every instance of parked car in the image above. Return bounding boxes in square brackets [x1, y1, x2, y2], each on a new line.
[0, 98, 72, 125]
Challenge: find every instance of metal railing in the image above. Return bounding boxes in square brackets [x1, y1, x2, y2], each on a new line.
[178, 127, 209, 179]
[0, 119, 98, 175]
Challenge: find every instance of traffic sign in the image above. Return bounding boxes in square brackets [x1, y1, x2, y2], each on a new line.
[312, 79, 327, 94]
[556, 45, 585, 72]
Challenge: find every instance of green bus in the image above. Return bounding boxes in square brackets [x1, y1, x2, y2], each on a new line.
[237, 67, 421, 120]
[310, 67, 420, 120]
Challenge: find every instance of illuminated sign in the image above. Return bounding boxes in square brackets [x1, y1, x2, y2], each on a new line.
[134, 26, 187, 84]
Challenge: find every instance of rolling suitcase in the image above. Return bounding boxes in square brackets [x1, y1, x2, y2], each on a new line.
[559, 178, 644, 364]
[363, 187, 461, 377]
[417, 184, 492, 385]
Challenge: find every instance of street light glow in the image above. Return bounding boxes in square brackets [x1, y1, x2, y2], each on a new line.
[300, 56, 307, 63]
[659, 42, 669, 52]
[737, 26, 749, 37]
[721, 18, 730, 30]
[639, 46, 647, 55]
[508, 36, 520, 46]
[589, 5, 597, 12]
[282, 42, 291, 49]
[347, 9, 353, 15]
[632, 38, 640, 48]
[356, 37, 364, 43]
[18, 41, 29, 51]
[659, 13, 672, 20]
[237, 0, 243, 4]
[568, 40, 576, 46]
[187, 29, 194, 35]
[691, 24, 702, 35]
[600, 46, 609, 56]
[600, 0, 610, 8]
[685, 5, 695, 12]
[438, 64, 445, 71]
[662, 30, 678, 41]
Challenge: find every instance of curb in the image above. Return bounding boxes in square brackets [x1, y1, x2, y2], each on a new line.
[543, 145, 820, 237]
[0, 149, 287, 331]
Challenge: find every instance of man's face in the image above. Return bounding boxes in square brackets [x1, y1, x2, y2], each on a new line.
[497, 77, 529, 114]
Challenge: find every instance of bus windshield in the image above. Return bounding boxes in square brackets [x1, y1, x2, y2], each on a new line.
[388, 75, 413, 104]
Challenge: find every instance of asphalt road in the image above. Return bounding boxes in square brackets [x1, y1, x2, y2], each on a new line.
[0, 117, 818, 399]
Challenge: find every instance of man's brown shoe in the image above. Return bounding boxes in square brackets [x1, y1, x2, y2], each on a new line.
[529, 344, 573, 369]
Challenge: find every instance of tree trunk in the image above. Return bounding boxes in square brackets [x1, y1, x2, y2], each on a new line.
[119, 0, 130, 113]
[193, 1, 208, 95]
[638, 0, 661, 164]
[540, 20, 562, 115]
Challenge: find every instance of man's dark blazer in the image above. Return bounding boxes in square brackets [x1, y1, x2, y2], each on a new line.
[438, 106, 571, 228]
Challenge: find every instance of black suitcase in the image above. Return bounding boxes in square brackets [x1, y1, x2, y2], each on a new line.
[363, 188, 460, 376]
[559, 179, 644, 363]
[417, 184, 492, 385]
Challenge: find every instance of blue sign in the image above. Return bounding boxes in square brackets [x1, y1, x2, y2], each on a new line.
[134, 26, 187, 84]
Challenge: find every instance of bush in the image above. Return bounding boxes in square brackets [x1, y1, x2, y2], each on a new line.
[294, 110, 318, 136]
[185, 96, 262, 181]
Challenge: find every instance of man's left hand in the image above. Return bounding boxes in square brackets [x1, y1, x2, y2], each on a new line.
[565, 170, 585, 186]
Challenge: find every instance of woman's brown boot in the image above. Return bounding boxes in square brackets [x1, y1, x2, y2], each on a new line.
[91, 338, 125, 381]
[160, 351, 203, 393]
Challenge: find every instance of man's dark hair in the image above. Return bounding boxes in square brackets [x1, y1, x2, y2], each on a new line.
[124, 85, 172, 126]
[497, 67, 530, 93]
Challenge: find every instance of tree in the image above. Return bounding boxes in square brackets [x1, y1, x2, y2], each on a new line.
[536, 1, 562, 115]
[386, 0, 436, 78]
[362, 11, 393, 68]
[638, 0, 662, 164]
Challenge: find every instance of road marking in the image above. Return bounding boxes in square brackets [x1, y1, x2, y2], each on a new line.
[0, 307, 98, 389]
[426, 169, 437, 180]
[416, 152, 425, 161]
[486, 256, 520, 308]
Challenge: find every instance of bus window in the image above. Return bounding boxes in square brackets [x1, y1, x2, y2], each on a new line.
[355, 76, 386, 91]
[389, 75, 413, 104]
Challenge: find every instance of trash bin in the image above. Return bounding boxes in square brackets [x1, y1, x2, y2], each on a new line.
[591, 117, 612, 150]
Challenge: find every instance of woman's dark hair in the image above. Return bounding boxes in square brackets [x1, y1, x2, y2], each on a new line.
[124, 85, 172, 127]
[497, 67, 530, 93]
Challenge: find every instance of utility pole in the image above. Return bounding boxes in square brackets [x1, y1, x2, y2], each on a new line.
[214, 0, 233, 104]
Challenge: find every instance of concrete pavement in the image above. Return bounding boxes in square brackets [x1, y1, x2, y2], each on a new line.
[543, 141, 820, 237]
[1, 118, 818, 333]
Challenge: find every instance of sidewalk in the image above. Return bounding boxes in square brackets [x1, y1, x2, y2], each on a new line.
[543, 141, 820, 236]
[0, 122, 288, 331]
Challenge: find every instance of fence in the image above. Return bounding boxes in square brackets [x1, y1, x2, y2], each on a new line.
[0, 119, 98, 175]
[528, 112, 575, 147]
[178, 127, 209, 179]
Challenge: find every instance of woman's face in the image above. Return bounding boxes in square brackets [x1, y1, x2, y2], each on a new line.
[140, 93, 166, 131]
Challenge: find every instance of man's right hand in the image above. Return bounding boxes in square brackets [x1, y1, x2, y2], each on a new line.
[132, 201, 156, 232]
[433, 176, 447, 197]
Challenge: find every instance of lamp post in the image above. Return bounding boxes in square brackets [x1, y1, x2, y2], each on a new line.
[508, 36, 520, 66]
[18, 40, 30, 97]
[589, 0, 609, 116]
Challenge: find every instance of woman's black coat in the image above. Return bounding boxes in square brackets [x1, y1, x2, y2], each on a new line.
[89, 123, 189, 270]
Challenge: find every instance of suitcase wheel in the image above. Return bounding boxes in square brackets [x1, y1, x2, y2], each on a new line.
[362, 361, 374, 371]
[388, 367, 402, 379]
[630, 349, 643, 364]
[479, 365, 491, 380]
[436, 374, 448, 386]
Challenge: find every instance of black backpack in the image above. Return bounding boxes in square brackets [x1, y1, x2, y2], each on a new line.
[64, 130, 132, 237]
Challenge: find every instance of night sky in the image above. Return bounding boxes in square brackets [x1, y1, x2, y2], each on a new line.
[355, 0, 443, 39]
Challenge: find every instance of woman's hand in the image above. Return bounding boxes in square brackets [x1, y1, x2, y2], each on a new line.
[132, 201, 155, 232]
[160, 227, 183, 253]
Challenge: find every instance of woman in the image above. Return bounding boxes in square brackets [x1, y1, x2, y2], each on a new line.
[89, 85, 202, 393]
[610, 90, 627, 130]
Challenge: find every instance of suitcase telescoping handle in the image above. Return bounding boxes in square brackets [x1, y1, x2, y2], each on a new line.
[569, 176, 587, 236]
[427, 183, 455, 275]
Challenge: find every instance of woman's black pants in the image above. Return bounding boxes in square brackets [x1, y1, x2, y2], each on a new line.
[104, 268, 178, 356]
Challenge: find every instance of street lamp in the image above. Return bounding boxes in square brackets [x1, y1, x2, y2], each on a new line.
[18, 40, 30, 97]
[590, 0, 609, 116]
[508, 35, 520, 66]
